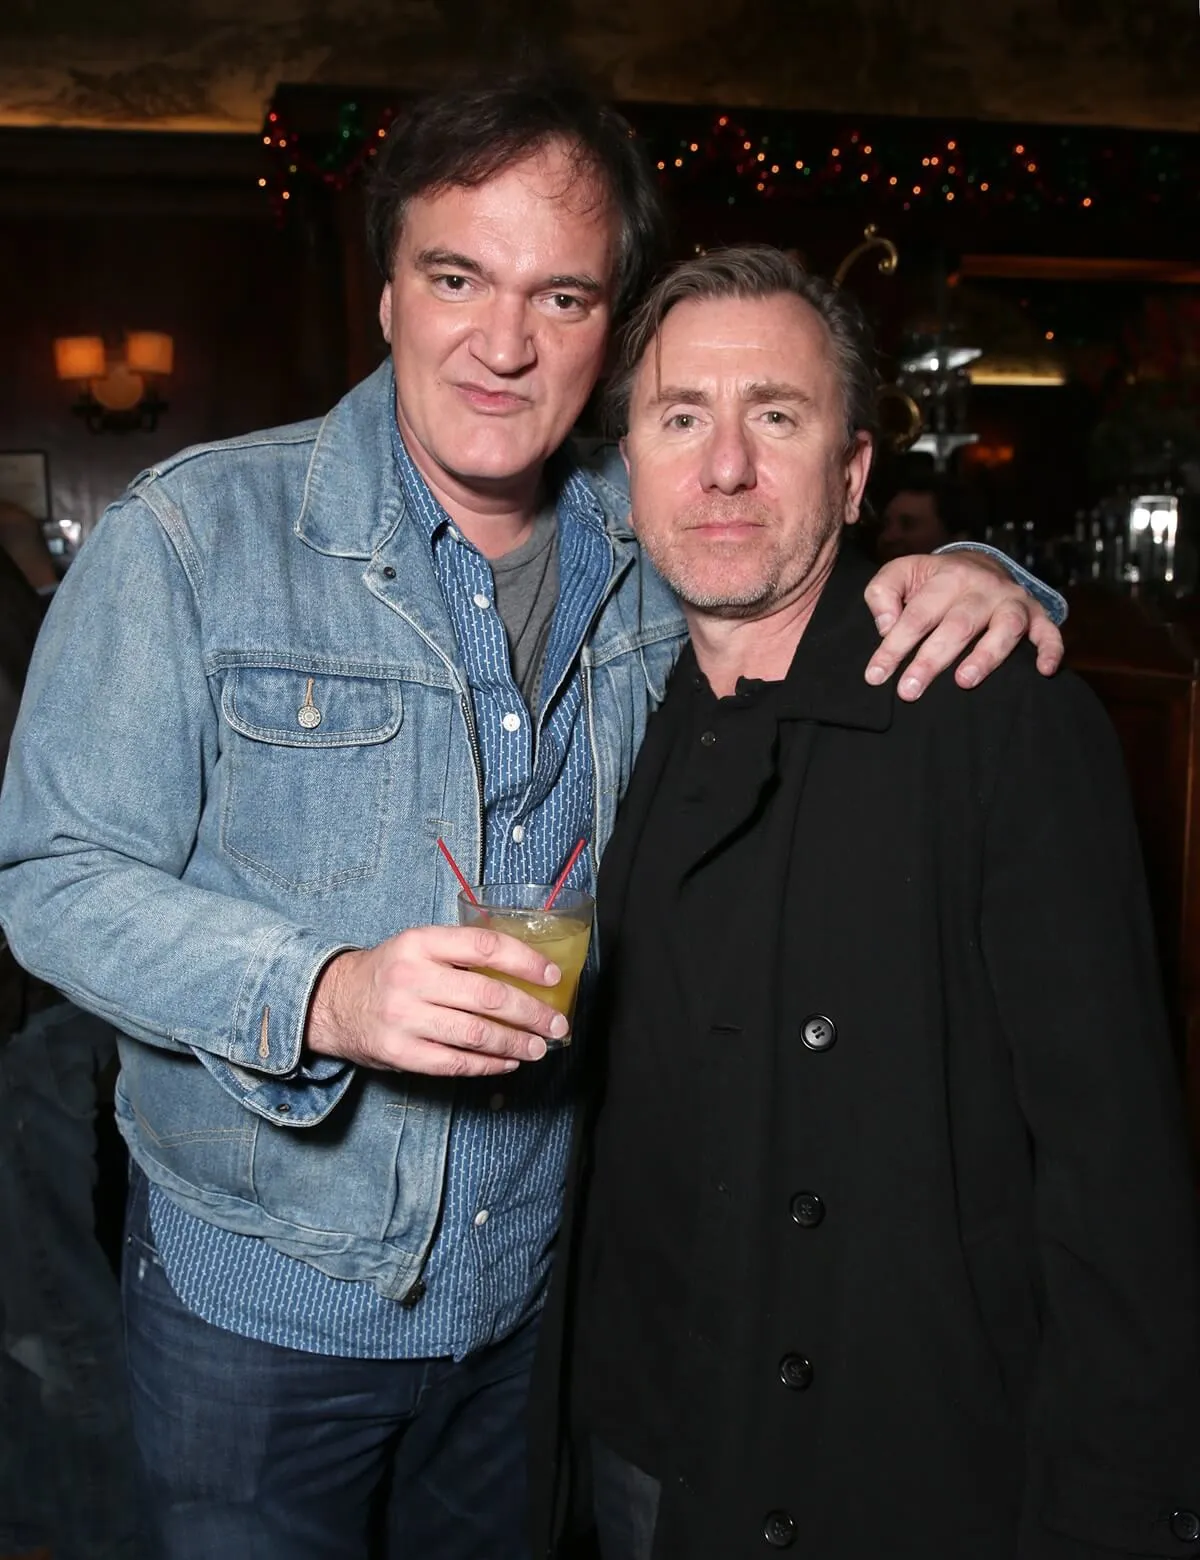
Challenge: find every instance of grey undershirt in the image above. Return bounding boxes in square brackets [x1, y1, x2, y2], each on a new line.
[490, 503, 560, 713]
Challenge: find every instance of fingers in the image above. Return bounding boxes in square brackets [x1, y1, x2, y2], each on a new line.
[442, 968, 569, 1045]
[895, 597, 1025, 700]
[864, 579, 956, 689]
[864, 551, 1059, 699]
[381, 1034, 525, 1079]
[1028, 610, 1065, 677]
[430, 923, 561, 988]
[952, 602, 1033, 693]
[862, 557, 917, 636]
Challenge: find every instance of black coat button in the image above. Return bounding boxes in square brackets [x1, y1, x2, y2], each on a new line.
[763, 1510, 796, 1547]
[1171, 1510, 1200, 1543]
[801, 1014, 836, 1051]
[790, 1191, 825, 1228]
[778, 1353, 814, 1390]
[700, 730, 717, 747]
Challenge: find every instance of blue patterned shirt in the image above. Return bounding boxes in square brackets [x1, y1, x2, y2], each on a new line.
[150, 391, 612, 1359]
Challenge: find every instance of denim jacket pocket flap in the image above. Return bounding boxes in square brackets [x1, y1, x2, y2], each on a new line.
[221, 667, 402, 749]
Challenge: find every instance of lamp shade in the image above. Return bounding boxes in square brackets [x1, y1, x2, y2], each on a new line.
[54, 335, 106, 381]
[125, 331, 174, 377]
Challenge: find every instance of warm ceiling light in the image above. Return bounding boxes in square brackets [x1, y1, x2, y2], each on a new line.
[969, 367, 1066, 387]
[54, 336, 106, 381]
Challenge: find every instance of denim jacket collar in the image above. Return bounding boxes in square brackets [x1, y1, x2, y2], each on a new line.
[295, 359, 637, 559]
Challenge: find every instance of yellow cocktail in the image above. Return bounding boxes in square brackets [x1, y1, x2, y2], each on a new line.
[458, 885, 593, 1044]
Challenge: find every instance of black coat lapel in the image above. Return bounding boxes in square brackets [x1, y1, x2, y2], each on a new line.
[595, 649, 693, 959]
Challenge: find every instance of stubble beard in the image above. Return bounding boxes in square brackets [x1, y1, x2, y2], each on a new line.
[641, 496, 844, 621]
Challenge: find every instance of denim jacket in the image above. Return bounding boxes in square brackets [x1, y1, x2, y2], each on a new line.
[0, 362, 686, 1300]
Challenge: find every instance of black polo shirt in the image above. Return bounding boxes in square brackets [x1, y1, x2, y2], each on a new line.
[575, 654, 787, 1478]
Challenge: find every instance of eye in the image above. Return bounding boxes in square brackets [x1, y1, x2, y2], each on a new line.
[433, 273, 472, 295]
[761, 409, 794, 427]
[666, 413, 698, 431]
[540, 291, 590, 317]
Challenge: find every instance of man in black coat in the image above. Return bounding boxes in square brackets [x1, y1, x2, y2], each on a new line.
[529, 246, 1200, 1560]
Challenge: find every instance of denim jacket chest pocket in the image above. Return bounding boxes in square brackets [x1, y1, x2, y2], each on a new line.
[219, 666, 403, 893]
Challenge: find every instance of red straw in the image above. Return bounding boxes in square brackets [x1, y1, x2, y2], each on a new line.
[437, 837, 479, 906]
[544, 838, 587, 910]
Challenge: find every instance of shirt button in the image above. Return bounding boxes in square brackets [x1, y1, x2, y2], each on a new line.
[511, 825, 525, 843]
[472, 592, 491, 609]
[801, 1014, 837, 1051]
[700, 730, 717, 747]
[763, 1510, 796, 1548]
[488, 1093, 505, 1112]
[474, 1209, 490, 1227]
[778, 1353, 814, 1391]
[501, 712, 521, 733]
[790, 1191, 825, 1228]
[1171, 1511, 1200, 1543]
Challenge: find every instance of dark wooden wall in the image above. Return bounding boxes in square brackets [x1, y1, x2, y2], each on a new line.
[0, 129, 351, 533]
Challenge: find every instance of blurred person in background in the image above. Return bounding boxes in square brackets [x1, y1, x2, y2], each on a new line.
[0, 506, 143, 1560]
[873, 461, 977, 562]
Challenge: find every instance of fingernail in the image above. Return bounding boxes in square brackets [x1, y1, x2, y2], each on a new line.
[958, 663, 980, 688]
[527, 1037, 547, 1060]
[874, 613, 896, 634]
[865, 664, 887, 686]
[550, 1014, 569, 1040]
[900, 675, 922, 699]
[544, 963, 561, 985]
[503, 1060, 521, 1072]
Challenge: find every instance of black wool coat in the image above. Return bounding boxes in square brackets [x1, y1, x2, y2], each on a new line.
[529, 550, 1200, 1560]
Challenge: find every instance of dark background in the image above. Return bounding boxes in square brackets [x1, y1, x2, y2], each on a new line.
[1, 0, 1197, 538]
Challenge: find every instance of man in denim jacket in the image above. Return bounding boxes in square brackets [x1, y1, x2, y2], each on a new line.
[0, 74, 1064, 1560]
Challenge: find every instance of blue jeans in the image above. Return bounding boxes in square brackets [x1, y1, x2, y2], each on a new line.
[122, 1167, 538, 1560]
[0, 999, 147, 1560]
[591, 1438, 661, 1560]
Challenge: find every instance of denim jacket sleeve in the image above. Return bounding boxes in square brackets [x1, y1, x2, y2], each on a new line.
[934, 541, 1068, 627]
[0, 494, 355, 1126]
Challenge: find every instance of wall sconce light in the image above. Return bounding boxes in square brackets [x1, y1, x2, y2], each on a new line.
[53, 332, 173, 433]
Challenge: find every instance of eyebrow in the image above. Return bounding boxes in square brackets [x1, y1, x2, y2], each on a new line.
[645, 380, 814, 410]
[414, 247, 605, 296]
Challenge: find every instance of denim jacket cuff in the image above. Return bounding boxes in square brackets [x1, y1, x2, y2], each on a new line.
[194, 929, 360, 1126]
[933, 541, 1068, 626]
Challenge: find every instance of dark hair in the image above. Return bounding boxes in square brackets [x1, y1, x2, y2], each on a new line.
[605, 244, 880, 443]
[365, 72, 667, 323]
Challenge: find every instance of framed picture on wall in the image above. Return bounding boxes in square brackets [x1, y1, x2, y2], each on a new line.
[0, 450, 50, 521]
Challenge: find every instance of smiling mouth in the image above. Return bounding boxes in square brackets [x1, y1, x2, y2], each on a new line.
[454, 383, 533, 413]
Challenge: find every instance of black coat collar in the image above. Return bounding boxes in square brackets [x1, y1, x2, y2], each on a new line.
[770, 545, 895, 733]
[597, 544, 892, 956]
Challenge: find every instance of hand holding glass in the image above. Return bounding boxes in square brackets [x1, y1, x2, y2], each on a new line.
[457, 885, 593, 1047]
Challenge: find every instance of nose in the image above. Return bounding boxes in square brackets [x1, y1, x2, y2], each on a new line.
[469, 293, 536, 377]
[700, 415, 756, 495]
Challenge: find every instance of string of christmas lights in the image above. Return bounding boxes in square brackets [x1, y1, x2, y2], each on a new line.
[258, 96, 1196, 225]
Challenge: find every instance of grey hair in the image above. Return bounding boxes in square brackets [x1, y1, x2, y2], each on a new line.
[604, 244, 880, 445]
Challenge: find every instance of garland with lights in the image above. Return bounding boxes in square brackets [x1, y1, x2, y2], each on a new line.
[258, 96, 1197, 226]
